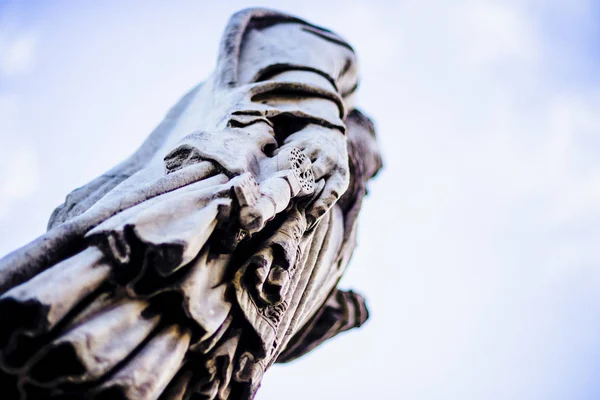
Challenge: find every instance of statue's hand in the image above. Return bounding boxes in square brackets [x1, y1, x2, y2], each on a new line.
[277, 124, 350, 228]
[235, 146, 314, 235]
[162, 122, 347, 236]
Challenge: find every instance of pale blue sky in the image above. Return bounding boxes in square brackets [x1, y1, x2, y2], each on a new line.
[1, 1, 600, 399]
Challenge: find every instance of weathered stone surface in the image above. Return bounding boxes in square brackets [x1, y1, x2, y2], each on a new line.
[0, 7, 382, 399]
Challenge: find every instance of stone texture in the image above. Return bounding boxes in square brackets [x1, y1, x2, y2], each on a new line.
[0, 7, 382, 399]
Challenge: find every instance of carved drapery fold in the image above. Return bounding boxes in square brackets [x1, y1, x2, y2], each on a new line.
[0, 7, 382, 399]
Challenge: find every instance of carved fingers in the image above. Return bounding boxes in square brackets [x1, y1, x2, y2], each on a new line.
[278, 124, 349, 228]
[162, 121, 347, 239]
[235, 147, 315, 235]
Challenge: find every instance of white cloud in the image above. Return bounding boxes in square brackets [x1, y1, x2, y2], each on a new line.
[0, 32, 37, 77]
[0, 95, 40, 219]
[0, 3, 38, 79]
[541, 94, 600, 225]
[0, 144, 39, 209]
[454, 2, 540, 68]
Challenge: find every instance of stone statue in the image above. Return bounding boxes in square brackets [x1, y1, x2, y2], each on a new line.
[0, 8, 382, 399]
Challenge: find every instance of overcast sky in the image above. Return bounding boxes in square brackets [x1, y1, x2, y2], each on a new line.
[1, 0, 600, 399]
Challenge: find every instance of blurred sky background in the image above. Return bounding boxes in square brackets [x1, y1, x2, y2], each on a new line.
[1, 0, 600, 399]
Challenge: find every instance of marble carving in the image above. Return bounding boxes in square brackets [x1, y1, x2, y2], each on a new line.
[0, 7, 382, 399]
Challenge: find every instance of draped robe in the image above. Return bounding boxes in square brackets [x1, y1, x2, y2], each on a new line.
[0, 8, 382, 400]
